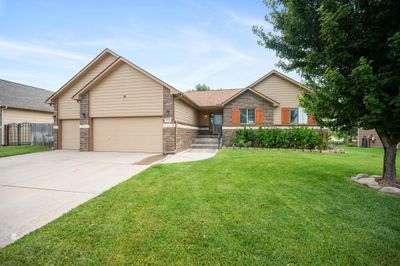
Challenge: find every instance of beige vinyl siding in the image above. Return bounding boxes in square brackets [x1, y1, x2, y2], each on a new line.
[90, 63, 163, 117]
[175, 99, 198, 126]
[92, 117, 162, 152]
[252, 74, 304, 125]
[58, 53, 117, 119]
[61, 119, 79, 150]
[4, 108, 53, 124]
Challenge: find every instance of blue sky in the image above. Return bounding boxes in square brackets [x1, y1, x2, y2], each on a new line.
[0, 0, 299, 92]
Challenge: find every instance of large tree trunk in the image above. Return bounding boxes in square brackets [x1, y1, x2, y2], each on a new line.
[378, 132, 397, 180]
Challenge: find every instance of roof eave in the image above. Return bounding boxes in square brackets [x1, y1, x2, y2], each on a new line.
[248, 70, 312, 92]
[45, 48, 119, 104]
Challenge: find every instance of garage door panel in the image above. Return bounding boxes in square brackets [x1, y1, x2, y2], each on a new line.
[61, 120, 79, 150]
[93, 117, 162, 152]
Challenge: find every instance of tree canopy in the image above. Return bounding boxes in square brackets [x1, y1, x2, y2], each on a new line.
[194, 84, 211, 91]
[254, 0, 400, 179]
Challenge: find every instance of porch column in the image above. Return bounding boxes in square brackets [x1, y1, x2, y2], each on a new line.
[79, 92, 90, 152]
[163, 87, 176, 154]
[51, 99, 59, 150]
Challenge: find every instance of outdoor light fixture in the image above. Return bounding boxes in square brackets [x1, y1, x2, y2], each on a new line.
[81, 112, 86, 118]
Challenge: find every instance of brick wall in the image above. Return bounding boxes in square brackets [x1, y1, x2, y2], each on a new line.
[163, 87, 176, 153]
[176, 127, 197, 152]
[223, 90, 273, 126]
[222, 128, 236, 146]
[51, 99, 59, 150]
[222, 90, 274, 146]
[79, 92, 90, 151]
[358, 128, 383, 148]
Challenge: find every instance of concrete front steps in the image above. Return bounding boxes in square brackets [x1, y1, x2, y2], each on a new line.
[190, 135, 220, 149]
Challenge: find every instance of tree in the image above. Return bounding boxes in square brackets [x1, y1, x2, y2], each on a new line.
[194, 83, 210, 91]
[253, 0, 400, 180]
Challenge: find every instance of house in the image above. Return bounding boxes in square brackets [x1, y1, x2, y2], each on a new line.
[46, 49, 315, 153]
[357, 128, 383, 148]
[0, 79, 53, 145]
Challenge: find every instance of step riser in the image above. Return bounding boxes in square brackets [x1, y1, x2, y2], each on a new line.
[192, 143, 218, 148]
[196, 135, 219, 138]
[194, 139, 219, 144]
[190, 135, 220, 149]
[190, 146, 219, 149]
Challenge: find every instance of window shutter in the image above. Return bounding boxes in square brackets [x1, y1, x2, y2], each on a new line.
[232, 108, 240, 125]
[281, 107, 290, 125]
[255, 108, 264, 124]
[307, 115, 315, 125]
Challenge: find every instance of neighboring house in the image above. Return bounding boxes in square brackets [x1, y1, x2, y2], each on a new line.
[357, 128, 383, 148]
[47, 49, 315, 154]
[0, 79, 53, 145]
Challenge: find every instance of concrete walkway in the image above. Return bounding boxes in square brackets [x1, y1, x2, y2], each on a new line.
[0, 148, 218, 248]
[0, 150, 156, 247]
[160, 149, 218, 164]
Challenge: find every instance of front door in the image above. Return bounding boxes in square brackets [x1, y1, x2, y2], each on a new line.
[210, 113, 223, 135]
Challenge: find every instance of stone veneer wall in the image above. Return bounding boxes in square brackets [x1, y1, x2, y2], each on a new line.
[163, 87, 176, 154]
[79, 92, 90, 151]
[176, 127, 197, 152]
[222, 129, 236, 147]
[222, 90, 274, 146]
[52, 99, 59, 150]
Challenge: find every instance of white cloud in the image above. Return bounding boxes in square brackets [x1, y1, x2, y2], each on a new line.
[224, 9, 267, 28]
[0, 39, 89, 62]
[152, 27, 269, 90]
[63, 38, 151, 50]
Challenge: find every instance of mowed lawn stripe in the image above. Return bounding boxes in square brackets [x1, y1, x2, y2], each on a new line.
[0, 148, 399, 265]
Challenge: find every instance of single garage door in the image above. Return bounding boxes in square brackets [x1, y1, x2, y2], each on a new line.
[61, 119, 80, 150]
[92, 117, 163, 152]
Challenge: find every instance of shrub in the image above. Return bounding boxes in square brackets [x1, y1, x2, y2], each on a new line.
[232, 127, 328, 150]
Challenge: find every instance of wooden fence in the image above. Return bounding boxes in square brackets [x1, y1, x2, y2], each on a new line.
[4, 123, 53, 146]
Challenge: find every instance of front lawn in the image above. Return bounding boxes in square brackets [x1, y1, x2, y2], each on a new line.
[1, 148, 400, 264]
[0, 145, 50, 158]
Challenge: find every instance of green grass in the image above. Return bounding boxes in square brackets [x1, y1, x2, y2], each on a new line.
[0, 145, 50, 157]
[1, 147, 400, 265]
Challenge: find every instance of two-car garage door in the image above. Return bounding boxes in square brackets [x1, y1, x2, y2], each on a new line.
[92, 117, 162, 152]
[60, 117, 163, 152]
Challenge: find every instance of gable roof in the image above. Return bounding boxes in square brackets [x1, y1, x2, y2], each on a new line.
[72, 55, 180, 100]
[221, 87, 280, 107]
[45, 48, 119, 103]
[248, 70, 311, 92]
[184, 89, 243, 107]
[0, 79, 53, 112]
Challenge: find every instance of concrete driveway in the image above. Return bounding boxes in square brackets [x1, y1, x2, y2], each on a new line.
[0, 150, 158, 247]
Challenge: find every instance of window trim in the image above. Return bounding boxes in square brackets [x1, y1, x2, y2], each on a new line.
[239, 108, 255, 124]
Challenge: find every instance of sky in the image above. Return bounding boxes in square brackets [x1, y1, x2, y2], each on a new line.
[0, 0, 299, 92]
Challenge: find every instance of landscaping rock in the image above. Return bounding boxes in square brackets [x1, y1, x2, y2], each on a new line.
[370, 175, 382, 179]
[352, 173, 369, 180]
[355, 177, 381, 190]
[379, 186, 400, 195]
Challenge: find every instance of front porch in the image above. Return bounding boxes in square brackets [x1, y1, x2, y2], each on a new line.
[198, 109, 223, 136]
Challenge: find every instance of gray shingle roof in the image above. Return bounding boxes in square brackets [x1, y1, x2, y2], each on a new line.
[0, 79, 53, 112]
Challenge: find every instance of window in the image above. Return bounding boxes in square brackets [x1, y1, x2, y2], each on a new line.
[290, 108, 308, 124]
[240, 108, 255, 124]
[290, 108, 299, 124]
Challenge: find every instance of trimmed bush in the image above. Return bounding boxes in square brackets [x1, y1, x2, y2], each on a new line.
[231, 127, 329, 150]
